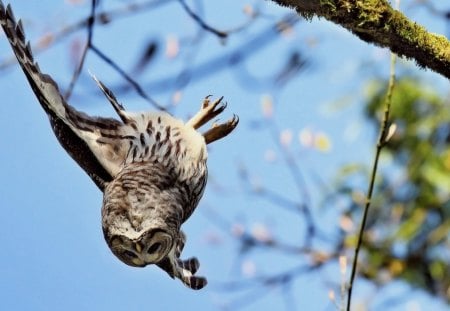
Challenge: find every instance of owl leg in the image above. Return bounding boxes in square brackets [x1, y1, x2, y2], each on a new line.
[174, 232, 199, 275]
[175, 231, 186, 258]
[186, 95, 227, 129]
[203, 115, 239, 144]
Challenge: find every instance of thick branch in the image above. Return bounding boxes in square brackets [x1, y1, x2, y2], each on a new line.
[271, 0, 450, 79]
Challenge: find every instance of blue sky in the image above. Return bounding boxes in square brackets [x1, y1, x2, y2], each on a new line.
[0, 1, 448, 310]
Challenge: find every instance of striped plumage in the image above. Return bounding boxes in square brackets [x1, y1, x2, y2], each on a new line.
[0, 2, 237, 290]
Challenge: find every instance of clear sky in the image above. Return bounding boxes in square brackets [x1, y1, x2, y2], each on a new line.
[0, 1, 448, 310]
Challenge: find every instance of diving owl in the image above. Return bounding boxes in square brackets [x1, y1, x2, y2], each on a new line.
[0, 2, 238, 290]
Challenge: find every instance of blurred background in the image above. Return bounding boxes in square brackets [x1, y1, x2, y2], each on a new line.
[0, 0, 448, 310]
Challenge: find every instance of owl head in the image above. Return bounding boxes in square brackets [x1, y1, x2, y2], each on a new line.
[100, 162, 207, 289]
[101, 166, 180, 268]
[106, 228, 173, 267]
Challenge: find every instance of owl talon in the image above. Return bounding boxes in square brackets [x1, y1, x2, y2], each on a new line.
[203, 114, 239, 144]
[180, 274, 207, 290]
[186, 96, 227, 130]
[184, 276, 207, 290]
[174, 257, 206, 289]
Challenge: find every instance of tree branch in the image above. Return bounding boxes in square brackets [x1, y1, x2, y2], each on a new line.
[270, 0, 450, 79]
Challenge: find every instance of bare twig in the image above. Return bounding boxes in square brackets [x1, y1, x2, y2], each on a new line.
[269, 122, 319, 249]
[66, 0, 165, 109]
[0, 0, 172, 70]
[90, 44, 166, 110]
[346, 51, 397, 311]
[178, 0, 227, 39]
[64, 0, 97, 100]
[109, 14, 300, 96]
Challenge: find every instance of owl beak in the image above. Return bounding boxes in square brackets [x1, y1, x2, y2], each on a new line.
[135, 242, 143, 253]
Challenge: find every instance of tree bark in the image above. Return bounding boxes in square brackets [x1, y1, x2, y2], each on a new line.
[271, 0, 450, 79]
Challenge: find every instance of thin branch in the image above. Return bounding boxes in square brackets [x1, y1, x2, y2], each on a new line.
[63, 0, 166, 109]
[346, 51, 397, 311]
[214, 263, 315, 292]
[0, 0, 172, 70]
[90, 44, 167, 110]
[108, 14, 299, 96]
[269, 123, 318, 248]
[202, 206, 337, 267]
[270, 123, 312, 208]
[237, 159, 336, 247]
[64, 0, 97, 100]
[237, 162, 305, 214]
[178, 0, 227, 39]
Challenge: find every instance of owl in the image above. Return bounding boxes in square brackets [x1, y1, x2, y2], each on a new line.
[0, 2, 237, 290]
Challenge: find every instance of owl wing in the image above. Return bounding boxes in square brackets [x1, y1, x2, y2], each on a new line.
[0, 3, 130, 190]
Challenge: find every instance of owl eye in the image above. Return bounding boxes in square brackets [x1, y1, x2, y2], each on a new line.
[123, 250, 138, 258]
[147, 242, 162, 254]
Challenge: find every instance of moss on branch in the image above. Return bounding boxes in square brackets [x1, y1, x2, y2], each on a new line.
[272, 0, 450, 79]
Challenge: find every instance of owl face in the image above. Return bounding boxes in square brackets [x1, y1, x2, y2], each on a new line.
[109, 229, 173, 267]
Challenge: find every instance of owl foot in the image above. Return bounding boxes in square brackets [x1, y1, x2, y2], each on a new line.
[186, 95, 228, 130]
[175, 257, 207, 290]
[203, 114, 239, 144]
[186, 95, 238, 144]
